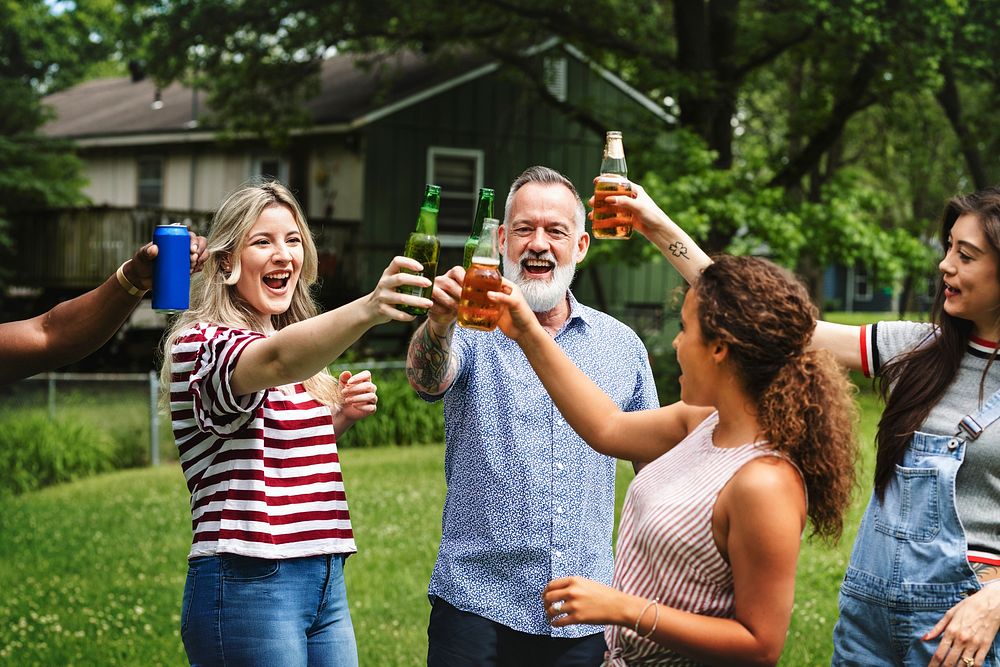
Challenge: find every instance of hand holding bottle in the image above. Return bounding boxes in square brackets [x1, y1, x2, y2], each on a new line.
[424, 265, 466, 335]
[592, 130, 633, 240]
[367, 256, 434, 322]
[590, 181, 667, 242]
[490, 278, 544, 343]
[591, 180, 712, 285]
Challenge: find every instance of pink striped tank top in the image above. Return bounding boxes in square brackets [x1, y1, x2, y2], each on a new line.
[603, 411, 789, 666]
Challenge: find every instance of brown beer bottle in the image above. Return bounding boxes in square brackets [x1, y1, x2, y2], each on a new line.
[397, 184, 441, 315]
[592, 130, 633, 240]
[457, 218, 503, 331]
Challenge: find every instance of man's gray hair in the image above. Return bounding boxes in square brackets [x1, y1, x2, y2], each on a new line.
[503, 166, 587, 236]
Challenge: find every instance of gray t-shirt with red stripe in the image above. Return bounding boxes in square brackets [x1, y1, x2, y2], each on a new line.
[864, 320, 1000, 557]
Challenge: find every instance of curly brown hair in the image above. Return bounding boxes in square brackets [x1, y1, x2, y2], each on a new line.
[695, 255, 858, 541]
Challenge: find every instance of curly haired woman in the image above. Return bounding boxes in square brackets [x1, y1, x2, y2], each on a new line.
[493, 244, 858, 665]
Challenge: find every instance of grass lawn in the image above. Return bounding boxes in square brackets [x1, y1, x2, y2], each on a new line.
[1, 392, 881, 666]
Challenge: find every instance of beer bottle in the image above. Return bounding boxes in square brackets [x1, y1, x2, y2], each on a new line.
[592, 130, 634, 240]
[462, 187, 495, 270]
[397, 184, 441, 316]
[457, 218, 503, 331]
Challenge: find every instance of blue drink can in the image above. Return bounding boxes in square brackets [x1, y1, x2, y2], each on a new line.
[152, 224, 190, 312]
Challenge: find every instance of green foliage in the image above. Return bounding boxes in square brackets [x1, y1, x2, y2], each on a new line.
[112, 0, 998, 301]
[641, 323, 682, 407]
[0, 413, 118, 496]
[337, 370, 445, 448]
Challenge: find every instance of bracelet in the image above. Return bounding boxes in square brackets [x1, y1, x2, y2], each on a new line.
[115, 261, 148, 297]
[634, 598, 660, 639]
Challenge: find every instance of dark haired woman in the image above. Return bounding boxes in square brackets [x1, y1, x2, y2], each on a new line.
[492, 251, 858, 665]
[813, 188, 1000, 667]
[609, 185, 1000, 667]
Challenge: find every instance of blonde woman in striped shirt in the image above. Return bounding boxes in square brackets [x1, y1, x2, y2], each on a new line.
[160, 181, 432, 666]
[492, 250, 857, 666]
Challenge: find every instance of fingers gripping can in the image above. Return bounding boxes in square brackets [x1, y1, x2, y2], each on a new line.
[152, 224, 190, 312]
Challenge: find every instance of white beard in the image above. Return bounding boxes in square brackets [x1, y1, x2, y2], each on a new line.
[503, 249, 578, 312]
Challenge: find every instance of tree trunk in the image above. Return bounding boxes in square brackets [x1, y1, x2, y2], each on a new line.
[935, 59, 988, 190]
[674, 0, 738, 169]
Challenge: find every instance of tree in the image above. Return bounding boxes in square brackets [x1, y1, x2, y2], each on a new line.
[0, 0, 120, 275]
[121, 0, 998, 309]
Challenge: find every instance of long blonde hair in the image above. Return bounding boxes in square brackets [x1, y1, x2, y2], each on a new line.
[159, 180, 341, 410]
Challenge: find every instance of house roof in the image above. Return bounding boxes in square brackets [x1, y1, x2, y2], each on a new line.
[42, 40, 670, 147]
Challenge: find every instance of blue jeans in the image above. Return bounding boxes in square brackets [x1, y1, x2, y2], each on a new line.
[831, 431, 1000, 666]
[181, 553, 358, 667]
[427, 597, 607, 667]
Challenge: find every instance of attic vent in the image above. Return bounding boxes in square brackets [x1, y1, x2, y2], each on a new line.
[543, 56, 567, 102]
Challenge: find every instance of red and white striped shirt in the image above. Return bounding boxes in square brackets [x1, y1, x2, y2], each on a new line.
[604, 412, 785, 666]
[170, 323, 356, 560]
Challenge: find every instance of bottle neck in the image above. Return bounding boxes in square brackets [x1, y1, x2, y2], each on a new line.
[472, 222, 500, 261]
[416, 207, 438, 235]
[602, 137, 627, 177]
[471, 197, 494, 236]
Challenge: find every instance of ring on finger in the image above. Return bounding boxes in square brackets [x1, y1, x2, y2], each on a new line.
[962, 657, 974, 667]
[551, 599, 564, 613]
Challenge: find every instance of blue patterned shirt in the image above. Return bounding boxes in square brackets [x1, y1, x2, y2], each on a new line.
[419, 292, 660, 637]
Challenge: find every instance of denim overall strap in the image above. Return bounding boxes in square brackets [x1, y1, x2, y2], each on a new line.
[956, 386, 1000, 440]
[831, 388, 1000, 666]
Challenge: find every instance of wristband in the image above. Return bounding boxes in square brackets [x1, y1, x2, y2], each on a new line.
[116, 261, 148, 297]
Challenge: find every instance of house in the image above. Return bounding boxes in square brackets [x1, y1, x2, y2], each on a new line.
[822, 264, 935, 315]
[27, 39, 682, 357]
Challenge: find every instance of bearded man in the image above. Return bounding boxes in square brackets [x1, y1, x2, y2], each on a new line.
[406, 165, 659, 667]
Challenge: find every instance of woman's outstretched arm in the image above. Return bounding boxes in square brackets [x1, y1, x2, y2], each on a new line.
[608, 182, 868, 373]
[492, 280, 710, 463]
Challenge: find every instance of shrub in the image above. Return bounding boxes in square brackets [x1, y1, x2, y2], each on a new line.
[0, 412, 118, 496]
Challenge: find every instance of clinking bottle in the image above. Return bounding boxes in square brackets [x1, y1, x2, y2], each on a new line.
[397, 184, 441, 316]
[592, 130, 633, 240]
[457, 218, 503, 331]
[463, 187, 495, 270]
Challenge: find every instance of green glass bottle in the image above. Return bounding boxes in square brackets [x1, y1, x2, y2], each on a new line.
[397, 184, 441, 316]
[462, 187, 495, 270]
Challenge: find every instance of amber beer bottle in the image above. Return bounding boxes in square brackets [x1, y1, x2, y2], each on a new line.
[457, 218, 503, 331]
[592, 130, 633, 239]
[463, 187, 495, 270]
[397, 184, 441, 316]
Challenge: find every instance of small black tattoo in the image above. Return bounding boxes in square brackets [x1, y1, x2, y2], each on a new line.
[668, 241, 689, 259]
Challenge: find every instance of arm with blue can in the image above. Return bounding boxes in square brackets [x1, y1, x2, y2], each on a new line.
[0, 231, 207, 383]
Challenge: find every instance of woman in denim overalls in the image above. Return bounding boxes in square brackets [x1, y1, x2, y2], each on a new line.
[814, 187, 1000, 667]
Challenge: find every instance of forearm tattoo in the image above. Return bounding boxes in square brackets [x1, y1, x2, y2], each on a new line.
[667, 241, 689, 260]
[971, 561, 1000, 585]
[406, 322, 457, 394]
